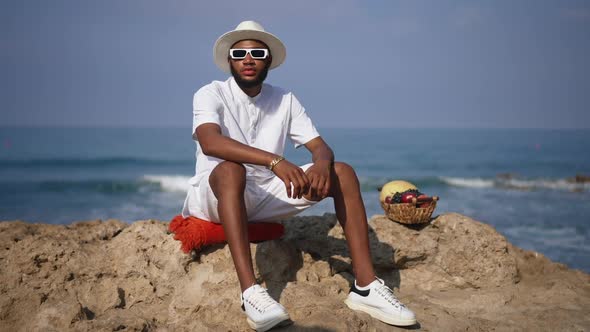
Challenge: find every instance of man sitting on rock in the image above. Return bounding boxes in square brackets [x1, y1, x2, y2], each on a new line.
[182, 20, 416, 331]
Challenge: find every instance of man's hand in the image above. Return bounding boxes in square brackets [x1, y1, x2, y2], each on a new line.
[271, 159, 310, 199]
[304, 159, 332, 200]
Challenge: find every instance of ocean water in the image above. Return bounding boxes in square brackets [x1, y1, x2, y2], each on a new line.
[1, 127, 589, 272]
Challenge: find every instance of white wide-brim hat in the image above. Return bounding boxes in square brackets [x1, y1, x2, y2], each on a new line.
[213, 20, 286, 73]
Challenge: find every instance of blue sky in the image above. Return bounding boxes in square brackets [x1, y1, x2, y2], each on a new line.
[1, 0, 589, 128]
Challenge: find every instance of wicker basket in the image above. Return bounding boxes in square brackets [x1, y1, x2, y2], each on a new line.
[380, 197, 438, 224]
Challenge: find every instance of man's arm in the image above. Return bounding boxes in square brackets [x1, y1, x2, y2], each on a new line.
[305, 136, 334, 164]
[195, 123, 310, 198]
[195, 123, 276, 166]
[304, 136, 334, 199]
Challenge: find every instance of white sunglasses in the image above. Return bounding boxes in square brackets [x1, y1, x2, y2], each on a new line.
[229, 48, 269, 60]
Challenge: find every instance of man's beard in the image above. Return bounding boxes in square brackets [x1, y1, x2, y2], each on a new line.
[230, 63, 270, 89]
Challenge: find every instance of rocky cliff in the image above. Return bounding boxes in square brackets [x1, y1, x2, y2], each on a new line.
[0, 213, 588, 331]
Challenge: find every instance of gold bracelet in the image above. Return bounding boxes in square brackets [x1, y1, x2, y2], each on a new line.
[268, 156, 285, 171]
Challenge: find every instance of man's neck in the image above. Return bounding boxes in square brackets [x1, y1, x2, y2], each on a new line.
[236, 82, 262, 98]
[238, 84, 262, 97]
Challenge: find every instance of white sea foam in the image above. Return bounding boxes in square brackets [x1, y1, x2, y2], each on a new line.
[440, 176, 589, 191]
[142, 175, 191, 193]
[501, 178, 590, 191]
[439, 177, 495, 188]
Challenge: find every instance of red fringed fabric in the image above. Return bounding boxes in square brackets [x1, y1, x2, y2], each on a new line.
[168, 215, 285, 254]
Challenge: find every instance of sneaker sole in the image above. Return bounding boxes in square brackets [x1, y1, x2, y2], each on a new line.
[246, 313, 291, 332]
[344, 299, 417, 327]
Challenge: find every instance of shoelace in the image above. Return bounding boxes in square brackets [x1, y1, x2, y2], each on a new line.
[245, 287, 277, 313]
[375, 283, 404, 309]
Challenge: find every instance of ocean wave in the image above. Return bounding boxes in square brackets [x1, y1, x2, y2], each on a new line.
[38, 179, 160, 194]
[358, 176, 394, 192]
[36, 176, 191, 194]
[0, 157, 189, 168]
[34, 175, 190, 194]
[142, 175, 191, 193]
[503, 226, 590, 252]
[439, 177, 495, 188]
[439, 176, 589, 192]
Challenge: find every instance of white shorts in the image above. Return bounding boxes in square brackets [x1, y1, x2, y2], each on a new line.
[181, 163, 319, 223]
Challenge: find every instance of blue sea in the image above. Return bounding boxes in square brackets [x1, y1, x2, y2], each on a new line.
[1, 127, 589, 272]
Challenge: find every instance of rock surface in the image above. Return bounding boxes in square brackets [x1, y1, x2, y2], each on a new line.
[0, 213, 589, 332]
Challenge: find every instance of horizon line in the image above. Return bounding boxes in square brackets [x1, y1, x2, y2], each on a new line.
[1, 125, 589, 130]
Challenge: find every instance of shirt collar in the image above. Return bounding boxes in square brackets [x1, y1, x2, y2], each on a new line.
[229, 77, 265, 104]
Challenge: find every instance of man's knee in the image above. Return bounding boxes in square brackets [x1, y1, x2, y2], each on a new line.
[328, 162, 360, 197]
[333, 161, 357, 179]
[209, 161, 247, 195]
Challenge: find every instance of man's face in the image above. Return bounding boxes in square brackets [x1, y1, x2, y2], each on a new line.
[229, 39, 272, 88]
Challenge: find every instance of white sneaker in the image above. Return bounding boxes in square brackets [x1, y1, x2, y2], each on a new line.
[344, 278, 417, 326]
[241, 284, 290, 331]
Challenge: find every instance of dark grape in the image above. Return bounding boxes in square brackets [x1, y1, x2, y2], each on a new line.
[392, 192, 402, 203]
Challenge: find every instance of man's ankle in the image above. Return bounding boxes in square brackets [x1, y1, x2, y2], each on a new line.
[355, 275, 378, 288]
[242, 283, 259, 297]
[241, 280, 258, 293]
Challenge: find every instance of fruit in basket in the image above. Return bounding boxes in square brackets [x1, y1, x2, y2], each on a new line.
[379, 180, 420, 204]
[417, 194, 431, 207]
[380, 180, 440, 224]
[401, 191, 418, 203]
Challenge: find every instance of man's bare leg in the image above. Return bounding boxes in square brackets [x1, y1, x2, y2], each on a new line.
[305, 161, 416, 326]
[329, 162, 376, 286]
[209, 161, 256, 292]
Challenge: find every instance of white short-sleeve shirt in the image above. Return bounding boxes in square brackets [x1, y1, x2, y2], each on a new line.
[188, 77, 320, 186]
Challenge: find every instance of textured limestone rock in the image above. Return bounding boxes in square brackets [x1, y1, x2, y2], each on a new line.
[0, 213, 589, 331]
